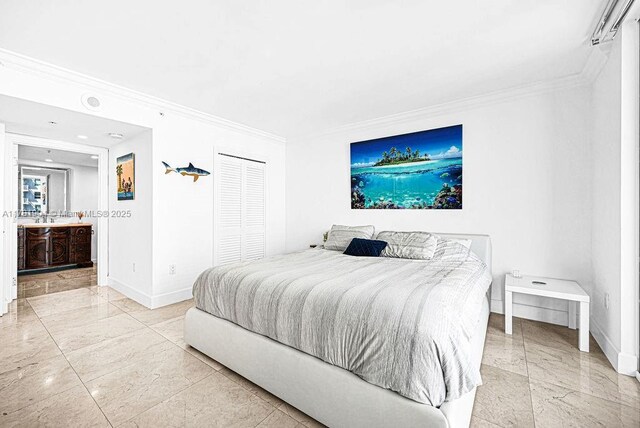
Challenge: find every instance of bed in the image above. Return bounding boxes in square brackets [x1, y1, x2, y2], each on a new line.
[184, 233, 492, 428]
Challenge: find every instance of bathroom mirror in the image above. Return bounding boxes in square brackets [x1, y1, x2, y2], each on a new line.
[19, 166, 69, 215]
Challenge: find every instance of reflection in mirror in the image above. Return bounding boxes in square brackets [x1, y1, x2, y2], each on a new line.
[19, 166, 69, 215]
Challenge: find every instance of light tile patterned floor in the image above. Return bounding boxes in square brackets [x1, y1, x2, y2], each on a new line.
[18, 266, 97, 298]
[1, 286, 638, 427]
[0, 287, 320, 427]
[472, 313, 640, 427]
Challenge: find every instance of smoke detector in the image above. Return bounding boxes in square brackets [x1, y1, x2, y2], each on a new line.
[81, 94, 102, 111]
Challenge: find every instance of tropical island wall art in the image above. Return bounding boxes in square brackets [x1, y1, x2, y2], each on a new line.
[350, 124, 463, 209]
[116, 153, 135, 201]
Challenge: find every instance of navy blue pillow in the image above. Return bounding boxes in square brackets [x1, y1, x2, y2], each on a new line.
[343, 238, 388, 257]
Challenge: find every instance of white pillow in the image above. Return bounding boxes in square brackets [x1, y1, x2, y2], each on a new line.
[431, 237, 473, 261]
[376, 231, 439, 260]
[324, 225, 375, 251]
[448, 238, 472, 249]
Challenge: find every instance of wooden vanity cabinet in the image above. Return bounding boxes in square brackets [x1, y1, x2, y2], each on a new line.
[18, 224, 93, 271]
[70, 226, 92, 266]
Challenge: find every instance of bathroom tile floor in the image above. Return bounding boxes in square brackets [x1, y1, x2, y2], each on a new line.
[17, 265, 97, 299]
[1, 286, 638, 427]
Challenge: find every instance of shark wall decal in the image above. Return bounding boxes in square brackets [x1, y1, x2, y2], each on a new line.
[162, 161, 210, 182]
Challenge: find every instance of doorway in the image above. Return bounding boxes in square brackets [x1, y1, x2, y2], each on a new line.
[0, 95, 151, 315]
[5, 134, 109, 302]
[15, 145, 101, 298]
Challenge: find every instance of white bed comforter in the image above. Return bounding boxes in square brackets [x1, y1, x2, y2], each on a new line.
[193, 247, 491, 406]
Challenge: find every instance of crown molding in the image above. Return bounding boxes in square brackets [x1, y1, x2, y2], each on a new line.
[290, 72, 590, 142]
[0, 49, 286, 144]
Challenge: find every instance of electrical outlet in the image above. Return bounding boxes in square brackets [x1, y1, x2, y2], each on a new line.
[132, 262, 136, 273]
[169, 264, 176, 275]
[604, 292, 610, 310]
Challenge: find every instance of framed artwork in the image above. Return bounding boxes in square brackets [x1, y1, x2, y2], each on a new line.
[116, 153, 135, 200]
[350, 124, 462, 209]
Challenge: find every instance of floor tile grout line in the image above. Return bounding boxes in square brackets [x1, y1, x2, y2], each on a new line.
[218, 368, 288, 410]
[526, 373, 640, 413]
[521, 330, 537, 428]
[520, 321, 640, 417]
[117, 372, 218, 426]
[34, 300, 125, 324]
[529, 375, 640, 412]
[64, 327, 173, 385]
[0, 357, 82, 415]
[145, 318, 227, 373]
[482, 319, 528, 378]
[9, 290, 290, 426]
[254, 406, 278, 427]
[43, 314, 147, 355]
[68, 302, 214, 425]
[24, 299, 114, 427]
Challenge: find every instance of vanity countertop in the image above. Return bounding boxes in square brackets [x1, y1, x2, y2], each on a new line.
[20, 223, 91, 228]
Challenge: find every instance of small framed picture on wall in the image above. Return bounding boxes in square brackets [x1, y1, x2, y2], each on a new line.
[116, 153, 135, 201]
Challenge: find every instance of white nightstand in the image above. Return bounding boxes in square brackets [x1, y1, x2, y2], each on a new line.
[504, 274, 590, 352]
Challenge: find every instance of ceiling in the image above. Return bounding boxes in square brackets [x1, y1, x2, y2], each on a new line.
[18, 145, 98, 168]
[0, 1, 602, 137]
[0, 95, 148, 147]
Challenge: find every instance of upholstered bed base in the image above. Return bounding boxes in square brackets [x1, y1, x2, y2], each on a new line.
[184, 233, 492, 427]
[185, 294, 488, 428]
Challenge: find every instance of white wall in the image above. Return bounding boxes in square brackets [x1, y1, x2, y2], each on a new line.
[286, 85, 593, 324]
[0, 51, 287, 309]
[70, 164, 99, 259]
[590, 39, 622, 363]
[618, 21, 639, 374]
[0, 122, 6, 315]
[151, 116, 286, 306]
[590, 21, 639, 375]
[108, 130, 154, 302]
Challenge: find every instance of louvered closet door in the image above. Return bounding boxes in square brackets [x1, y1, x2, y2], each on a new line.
[214, 154, 266, 265]
[216, 156, 243, 265]
[243, 162, 265, 260]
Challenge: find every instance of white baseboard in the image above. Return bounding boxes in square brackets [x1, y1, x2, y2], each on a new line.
[590, 317, 622, 371]
[106, 276, 152, 308]
[150, 287, 193, 309]
[618, 352, 639, 376]
[105, 277, 193, 309]
[583, 317, 637, 376]
[493, 300, 638, 375]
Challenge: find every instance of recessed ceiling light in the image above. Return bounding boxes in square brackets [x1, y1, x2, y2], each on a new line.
[44, 158, 53, 162]
[90, 155, 99, 159]
[108, 133, 124, 140]
[77, 135, 88, 140]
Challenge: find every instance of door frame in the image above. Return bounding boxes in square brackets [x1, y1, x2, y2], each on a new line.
[2, 133, 109, 310]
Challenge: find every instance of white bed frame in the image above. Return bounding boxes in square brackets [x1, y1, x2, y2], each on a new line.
[184, 233, 492, 428]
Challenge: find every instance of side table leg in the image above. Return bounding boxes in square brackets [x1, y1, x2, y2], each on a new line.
[579, 301, 589, 352]
[568, 300, 577, 329]
[505, 290, 513, 335]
